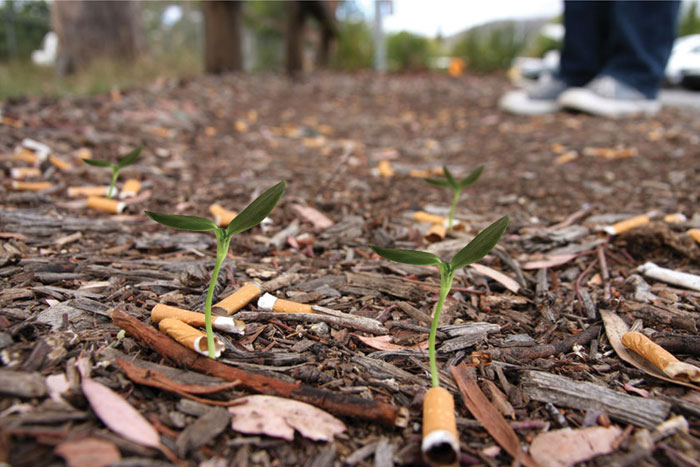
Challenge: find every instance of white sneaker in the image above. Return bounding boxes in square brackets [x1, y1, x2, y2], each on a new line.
[499, 74, 568, 115]
[558, 75, 660, 118]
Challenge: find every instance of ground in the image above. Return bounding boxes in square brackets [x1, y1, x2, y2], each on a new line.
[1, 72, 699, 466]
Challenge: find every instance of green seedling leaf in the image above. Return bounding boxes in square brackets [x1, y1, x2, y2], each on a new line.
[458, 165, 484, 189]
[450, 215, 509, 270]
[83, 159, 113, 168]
[442, 165, 457, 187]
[145, 211, 218, 232]
[424, 178, 451, 188]
[370, 246, 442, 266]
[116, 146, 142, 169]
[226, 181, 286, 235]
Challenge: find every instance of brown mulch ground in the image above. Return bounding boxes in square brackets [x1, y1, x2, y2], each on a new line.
[1, 72, 699, 466]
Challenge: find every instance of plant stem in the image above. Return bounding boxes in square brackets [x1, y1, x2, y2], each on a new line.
[448, 189, 460, 231]
[429, 268, 454, 387]
[204, 232, 230, 358]
[108, 168, 119, 199]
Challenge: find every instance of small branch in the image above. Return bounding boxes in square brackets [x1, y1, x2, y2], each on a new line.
[484, 325, 601, 360]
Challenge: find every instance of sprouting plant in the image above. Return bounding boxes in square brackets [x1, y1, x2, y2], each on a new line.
[83, 146, 142, 199]
[424, 165, 484, 231]
[145, 181, 286, 358]
[370, 214, 508, 387]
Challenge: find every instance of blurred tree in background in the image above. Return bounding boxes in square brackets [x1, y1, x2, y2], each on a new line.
[450, 22, 528, 72]
[386, 31, 432, 71]
[0, 0, 49, 61]
[679, 1, 700, 36]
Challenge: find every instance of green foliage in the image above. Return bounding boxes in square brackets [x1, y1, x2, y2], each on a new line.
[425, 165, 484, 231]
[0, 0, 50, 61]
[331, 20, 374, 71]
[451, 23, 527, 72]
[84, 146, 142, 198]
[386, 31, 433, 71]
[369, 247, 441, 266]
[244, 1, 285, 71]
[146, 181, 286, 359]
[450, 215, 509, 269]
[679, 2, 700, 37]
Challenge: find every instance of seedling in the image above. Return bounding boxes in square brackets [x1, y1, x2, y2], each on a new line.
[370, 214, 508, 465]
[146, 181, 286, 358]
[83, 146, 142, 199]
[424, 165, 484, 231]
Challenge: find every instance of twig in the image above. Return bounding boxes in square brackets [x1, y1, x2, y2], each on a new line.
[484, 325, 601, 360]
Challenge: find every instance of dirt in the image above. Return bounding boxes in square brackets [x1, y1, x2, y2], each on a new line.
[1, 72, 699, 466]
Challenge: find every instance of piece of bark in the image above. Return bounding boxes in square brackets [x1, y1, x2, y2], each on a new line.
[450, 363, 538, 467]
[345, 272, 420, 300]
[175, 407, 230, 457]
[439, 322, 501, 353]
[112, 309, 407, 427]
[236, 310, 387, 335]
[396, 301, 432, 326]
[0, 369, 47, 397]
[484, 325, 600, 361]
[652, 332, 700, 358]
[521, 370, 670, 429]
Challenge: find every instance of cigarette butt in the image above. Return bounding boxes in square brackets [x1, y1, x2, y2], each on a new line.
[10, 167, 42, 179]
[414, 211, 446, 225]
[603, 215, 650, 235]
[258, 292, 313, 313]
[119, 179, 141, 199]
[688, 229, 700, 244]
[235, 120, 248, 132]
[204, 126, 217, 137]
[664, 213, 687, 224]
[11, 148, 39, 165]
[378, 160, 395, 178]
[422, 386, 459, 466]
[151, 304, 245, 334]
[48, 154, 71, 171]
[77, 148, 92, 161]
[554, 150, 578, 165]
[21, 138, 51, 161]
[11, 181, 52, 191]
[214, 283, 262, 315]
[622, 331, 700, 382]
[158, 318, 225, 358]
[409, 169, 433, 178]
[209, 203, 238, 227]
[87, 196, 125, 214]
[425, 224, 447, 243]
[68, 186, 110, 198]
[1, 115, 23, 128]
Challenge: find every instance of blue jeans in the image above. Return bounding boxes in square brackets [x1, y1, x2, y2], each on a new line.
[559, 0, 680, 98]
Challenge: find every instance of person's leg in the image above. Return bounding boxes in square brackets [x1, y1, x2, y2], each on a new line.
[601, 1, 680, 98]
[558, 1, 610, 87]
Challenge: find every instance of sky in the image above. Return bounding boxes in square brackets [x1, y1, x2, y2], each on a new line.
[358, 0, 563, 37]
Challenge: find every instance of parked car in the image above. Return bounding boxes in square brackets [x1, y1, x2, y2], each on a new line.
[665, 34, 700, 89]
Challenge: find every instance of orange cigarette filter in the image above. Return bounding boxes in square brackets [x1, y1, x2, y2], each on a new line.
[158, 318, 225, 358]
[49, 154, 71, 171]
[377, 160, 395, 178]
[425, 224, 447, 243]
[258, 293, 313, 314]
[622, 331, 700, 382]
[67, 186, 110, 198]
[209, 203, 238, 227]
[663, 213, 687, 224]
[151, 304, 245, 334]
[688, 229, 700, 244]
[87, 196, 125, 214]
[11, 148, 39, 165]
[414, 211, 446, 225]
[10, 167, 42, 180]
[11, 181, 52, 191]
[119, 179, 141, 199]
[422, 386, 459, 466]
[214, 282, 262, 315]
[603, 215, 650, 235]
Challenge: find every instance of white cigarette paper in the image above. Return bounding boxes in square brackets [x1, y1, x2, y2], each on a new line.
[637, 261, 700, 292]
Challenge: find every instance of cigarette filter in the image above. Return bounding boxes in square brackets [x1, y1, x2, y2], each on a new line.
[664, 213, 687, 224]
[49, 154, 71, 171]
[209, 203, 238, 227]
[11, 148, 39, 165]
[377, 160, 395, 178]
[214, 283, 262, 315]
[1, 115, 23, 128]
[151, 304, 245, 334]
[11, 181, 52, 191]
[688, 229, 700, 244]
[425, 224, 447, 243]
[67, 186, 110, 198]
[422, 386, 459, 466]
[87, 196, 125, 214]
[77, 148, 92, 161]
[158, 318, 225, 358]
[622, 331, 700, 382]
[119, 179, 141, 199]
[10, 167, 42, 180]
[21, 138, 51, 161]
[414, 211, 446, 225]
[258, 293, 313, 314]
[409, 169, 433, 178]
[603, 215, 650, 235]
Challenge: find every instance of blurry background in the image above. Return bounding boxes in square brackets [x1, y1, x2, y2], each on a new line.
[1, 0, 699, 100]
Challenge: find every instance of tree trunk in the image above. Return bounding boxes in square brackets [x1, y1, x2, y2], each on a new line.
[51, 0, 144, 75]
[202, 1, 243, 74]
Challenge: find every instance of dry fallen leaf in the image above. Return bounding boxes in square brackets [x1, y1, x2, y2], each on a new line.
[228, 395, 346, 441]
[530, 426, 622, 467]
[522, 253, 578, 270]
[470, 263, 520, 294]
[353, 334, 428, 351]
[291, 204, 334, 229]
[81, 378, 161, 449]
[55, 437, 121, 467]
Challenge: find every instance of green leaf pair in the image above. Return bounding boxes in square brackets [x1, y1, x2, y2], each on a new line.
[424, 165, 484, 231]
[83, 146, 142, 198]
